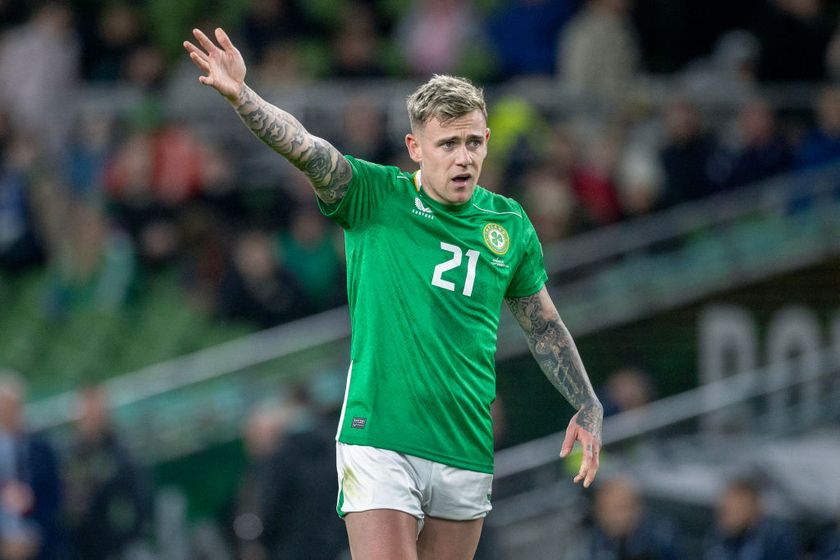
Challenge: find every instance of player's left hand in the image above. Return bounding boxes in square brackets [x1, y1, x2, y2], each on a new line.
[559, 406, 602, 488]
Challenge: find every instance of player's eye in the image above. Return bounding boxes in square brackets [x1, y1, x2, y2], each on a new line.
[468, 139, 482, 149]
[442, 141, 455, 149]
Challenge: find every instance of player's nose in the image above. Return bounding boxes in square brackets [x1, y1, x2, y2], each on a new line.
[455, 144, 472, 166]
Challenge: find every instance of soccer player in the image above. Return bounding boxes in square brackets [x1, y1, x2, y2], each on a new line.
[184, 28, 603, 560]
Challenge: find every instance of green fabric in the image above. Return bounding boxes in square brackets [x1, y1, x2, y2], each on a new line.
[318, 156, 547, 473]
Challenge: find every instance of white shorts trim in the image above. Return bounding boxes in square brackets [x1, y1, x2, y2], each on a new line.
[336, 443, 493, 522]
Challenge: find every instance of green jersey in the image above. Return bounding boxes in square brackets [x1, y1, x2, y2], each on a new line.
[319, 156, 547, 473]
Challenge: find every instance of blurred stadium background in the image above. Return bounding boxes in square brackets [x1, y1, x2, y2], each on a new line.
[1, 0, 840, 558]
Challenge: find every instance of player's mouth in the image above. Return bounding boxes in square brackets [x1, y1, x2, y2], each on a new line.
[451, 173, 472, 187]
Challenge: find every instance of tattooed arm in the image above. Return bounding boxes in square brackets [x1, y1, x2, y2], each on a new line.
[230, 86, 351, 203]
[505, 286, 603, 487]
[183, 27, 351, 204]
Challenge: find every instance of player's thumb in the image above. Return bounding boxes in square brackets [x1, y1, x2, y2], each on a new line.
[559, 426, 577, 458]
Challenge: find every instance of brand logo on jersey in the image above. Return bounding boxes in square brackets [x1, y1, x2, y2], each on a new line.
[411, 197, 434, 219]
[351, 417, 367, 429]
[411, 196, 435, 220]
[482, 223, 510, 255]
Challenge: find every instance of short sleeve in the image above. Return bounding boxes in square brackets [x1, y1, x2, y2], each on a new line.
[317, 155, 398, 230]
[505, 210, 548, 298]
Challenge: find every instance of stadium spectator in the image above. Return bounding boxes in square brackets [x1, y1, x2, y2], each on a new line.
[585, 475, 682, 560]
[659, 96, 727, 207]
[795, 85, 840, 170]
[239, 0, 311, 65]
[677, 30, 760, 105]
[335, 96, 396, 164]
[0, 134, 45, 274]
[703, 477, 800, 560]
[396, 0, 485, 76]
[46, 202, 136, 315]
[0, 372, 62, 560]
[63, 385, 152, 560]
[105, 106, 208, 209]
[105, 106, 209, 267]
[278, 205, 345, 312]
[559, 0, 641, 101]
[64, 110, 115, 200]
[721, 98, 792, 190]
[599, 367, 655, 417]
[521, 163, 579, 243]
[227, 400, 289, 560]
[571, 128, 624, 225]
[0, 1, 79, 162]
[615, 146, 664, 217]
[487, 0, 582, 77]
[331, 3, 386, 78]
[253, 40, 311, 87]
[257, 379, 348, 559]
[216, 229, 309, 327]
[123, 42, 168, 92]
[80, 3, 145, 82]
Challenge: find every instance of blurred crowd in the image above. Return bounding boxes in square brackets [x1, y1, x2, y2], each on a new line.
[0, 368, 351, 560]
[3, 367, 840, 560]
[1, 0, 840, 332]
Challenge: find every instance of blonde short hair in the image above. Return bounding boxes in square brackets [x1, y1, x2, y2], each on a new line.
[407, 74, 487, 130]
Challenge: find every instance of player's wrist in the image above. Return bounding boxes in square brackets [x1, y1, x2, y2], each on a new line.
[225, 82, 247, 105]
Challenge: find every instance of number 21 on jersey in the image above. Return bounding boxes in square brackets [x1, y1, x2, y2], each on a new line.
[431, 242, 480, 297]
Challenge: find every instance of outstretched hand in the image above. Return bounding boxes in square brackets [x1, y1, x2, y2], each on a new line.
[559, 407, 602, 488]
[183, 28, 245, 101]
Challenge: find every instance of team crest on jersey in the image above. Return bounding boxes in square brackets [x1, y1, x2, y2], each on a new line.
[412, 197, 434, 219]
[482, 223, 510, 255]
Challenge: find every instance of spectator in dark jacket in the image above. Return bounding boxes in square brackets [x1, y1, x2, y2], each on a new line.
[722, 99, 791, 189]
[0, 372, 63, 560]
[796, 85, 840, 170]
[63, 385, 151, 560]
[660, 97, 727, 207]
[703, 477, 799, 560]
[257, 381, 348, 560]
[587, 475, 682, 560]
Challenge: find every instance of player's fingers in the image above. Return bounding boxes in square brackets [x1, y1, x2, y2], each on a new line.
[198, 75, 214, 87]
[183, 41, 208, 60]
[573, 456, 588, 485]
[192, 28, 218, 54]
[189, 52, 210, 72]
[214, 27, 237, 53]
[559, 425, 577, 458]
[583, 447, 600, 488]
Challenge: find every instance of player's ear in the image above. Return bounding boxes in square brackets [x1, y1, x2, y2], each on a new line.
[405, 133, 422, 163]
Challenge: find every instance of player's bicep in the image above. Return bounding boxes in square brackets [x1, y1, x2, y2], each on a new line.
[504, 286, 560, 337]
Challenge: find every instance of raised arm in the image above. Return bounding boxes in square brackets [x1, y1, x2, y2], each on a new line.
[505, 286, 603, 487]
[183, 28, 351, 204]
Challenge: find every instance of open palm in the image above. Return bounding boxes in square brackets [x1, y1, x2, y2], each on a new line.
[183, 28, 245, 101]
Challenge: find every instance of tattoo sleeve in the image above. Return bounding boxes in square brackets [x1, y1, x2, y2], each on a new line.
[505, 288, 603, 439]
[231, 84, 352, 204]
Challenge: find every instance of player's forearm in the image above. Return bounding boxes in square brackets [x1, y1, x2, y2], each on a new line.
[230, 83, 351, 203]
[506, 292, 603, 437]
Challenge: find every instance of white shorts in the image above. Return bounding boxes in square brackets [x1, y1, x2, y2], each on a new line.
[336, 442, 493, 522]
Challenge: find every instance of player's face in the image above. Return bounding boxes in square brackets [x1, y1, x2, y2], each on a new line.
[405, 110, 490, 205]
